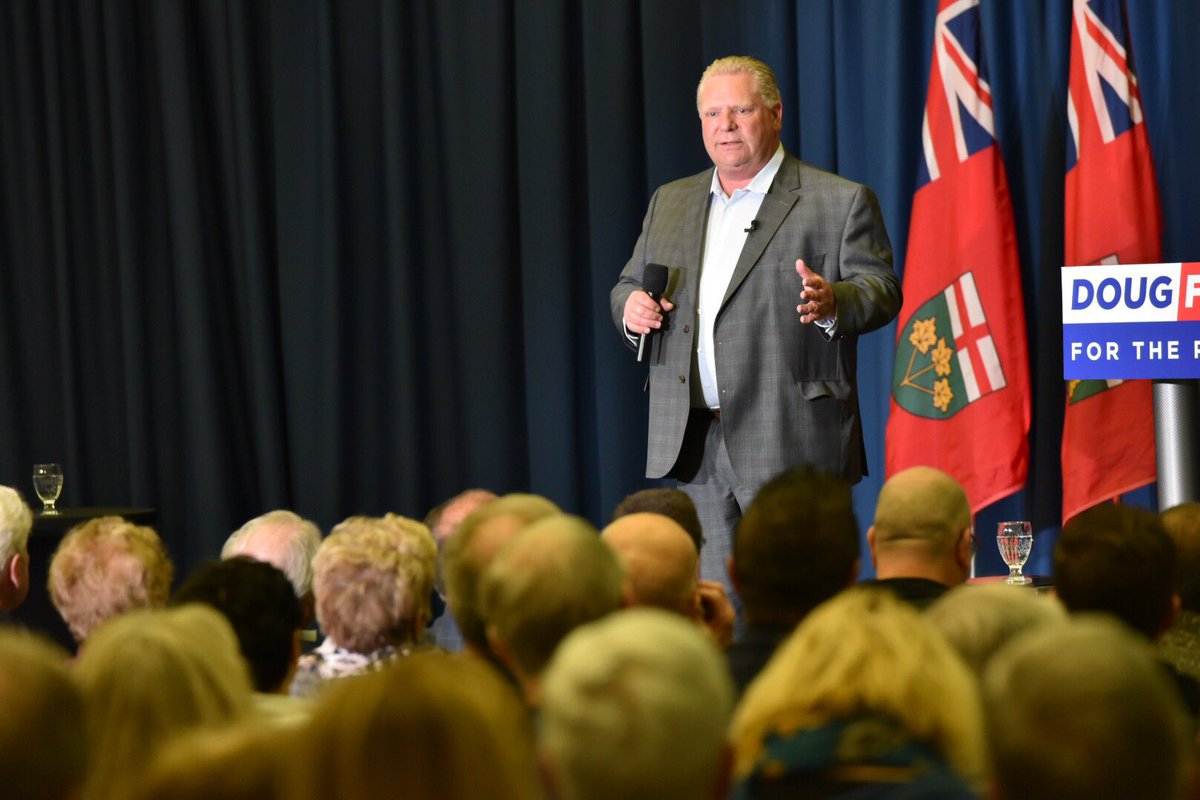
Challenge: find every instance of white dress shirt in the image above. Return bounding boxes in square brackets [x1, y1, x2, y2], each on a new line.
[695, 145, 785, 409]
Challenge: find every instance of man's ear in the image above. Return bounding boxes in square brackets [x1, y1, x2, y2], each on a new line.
[727, 555, 740, 597]
[955, 526, 974, 573]
[866, 526, 878, 569]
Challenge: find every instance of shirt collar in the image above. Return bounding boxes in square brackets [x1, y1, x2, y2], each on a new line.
[709, 144, 786, 198]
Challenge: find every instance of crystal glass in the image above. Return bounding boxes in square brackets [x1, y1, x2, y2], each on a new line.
[32, 463, 63, 513]
[997, 520, 1033, 585]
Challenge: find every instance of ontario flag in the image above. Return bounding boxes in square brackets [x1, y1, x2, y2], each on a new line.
[886, 0, 1031, 511]
[1062, 0, 1162, 522]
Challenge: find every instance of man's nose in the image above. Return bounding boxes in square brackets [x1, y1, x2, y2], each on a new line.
[720, 109, 737, 129]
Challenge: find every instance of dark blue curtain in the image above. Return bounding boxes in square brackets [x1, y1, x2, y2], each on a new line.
[2, 0, 1197, 580]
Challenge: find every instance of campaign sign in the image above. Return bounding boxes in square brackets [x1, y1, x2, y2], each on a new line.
[1062, 262, 1200, 379]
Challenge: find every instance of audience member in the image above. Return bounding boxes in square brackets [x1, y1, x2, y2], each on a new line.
[223, 509, 321, 630]
[612, 489, 737, 644]
[48, 515, 173, 644]
[0, 630, 86, 800]
[984, 616, 1191, 800]
[726, 465, 859, 692]
[612, 487, 705, 553]
[601, 512, 698, 615]
[478, 514, 624, 705]
[133, 720, 289, 800]
[1160, 502, 1200, 682]
[173, 557, 309, 724]
[75, 605, 253, 800]
[926, 583, 1066, 677]
[730, 588, 984, 799]
[424, 488, 498, 652]
[442, 493, 559, 658]
[1056, 503, 1200, 714]
[286, 651, 541, 800]
[0, 487, 33, 619]
[861, 466, 972, 608]
[540, 608, 734, 800]
[291, 514, 435, 697]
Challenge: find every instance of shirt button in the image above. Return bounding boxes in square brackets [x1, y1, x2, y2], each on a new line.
[678, 375, 686, 383]
[683, 324, 691, 333]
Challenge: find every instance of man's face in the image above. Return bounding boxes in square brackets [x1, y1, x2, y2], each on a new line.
[698, 72, 782, 183]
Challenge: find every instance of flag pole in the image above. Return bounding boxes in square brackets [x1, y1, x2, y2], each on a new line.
[1154, 379, 1200, 509]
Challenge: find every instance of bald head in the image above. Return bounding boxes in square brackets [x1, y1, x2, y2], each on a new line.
[602, 513, 699, 616]
[870, 467, 971, 585]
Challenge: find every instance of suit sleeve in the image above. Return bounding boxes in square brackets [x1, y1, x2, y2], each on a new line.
[610, 189, 662, 349]
[827, 184, 902, 338]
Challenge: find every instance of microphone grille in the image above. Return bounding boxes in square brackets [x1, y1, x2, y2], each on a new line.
[643, 263, 669, 295]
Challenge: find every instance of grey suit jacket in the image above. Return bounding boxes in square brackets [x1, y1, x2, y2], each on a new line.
[610, 153, 901, 488]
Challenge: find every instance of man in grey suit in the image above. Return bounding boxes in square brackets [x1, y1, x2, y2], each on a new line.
[611, 56, 900, 620]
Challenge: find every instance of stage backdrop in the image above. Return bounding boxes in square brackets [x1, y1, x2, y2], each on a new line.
[2, 0, 1197, 578]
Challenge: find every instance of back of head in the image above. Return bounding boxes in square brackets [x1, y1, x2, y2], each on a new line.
[870, 466, 971, 579]
[541, 608, 734, 800]
[288, 651, 539, 800]
[984, 616, 1191, 800]
[1162, 502, 1200, 612]
[601, 512, 698, 615]
[1054, 504, 1176, 638]
[442, 493, 560, 651]
[479, 514, 624, 677]
[48, 515, 174, 643]
[612, 488, 704, 553]
[75, 605, 253, 800]
[926, 584, 1067, 677]
[425, 488, 498, 544]
[0, 486, 33, 563]
[0, 631, 85, 800]
[731, 587, 984, 784]
[734, 466, 859, 622]
[311, 514, 436, 653]
[173, 557, 303, 693]
[222, 509, 322, 599]
[134, 720, 288, 800]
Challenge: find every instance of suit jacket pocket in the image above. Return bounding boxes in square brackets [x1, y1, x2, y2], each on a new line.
[798, 379, 852, 402]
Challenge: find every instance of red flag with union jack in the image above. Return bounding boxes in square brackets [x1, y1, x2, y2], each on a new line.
[1062, 0, 1162, 522]
[886, 0, 1031, 511]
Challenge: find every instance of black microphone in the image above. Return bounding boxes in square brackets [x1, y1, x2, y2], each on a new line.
[637, 263, 670, 363]
[744, 220, 759, 233]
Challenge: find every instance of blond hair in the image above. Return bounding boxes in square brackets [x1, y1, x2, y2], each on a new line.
[0, 486, 32, 563]
[442, 493, 560, 650]
[311, 514, 436, 652]
[731, 587, 985, 783]
[48, 516, 174, 642]
[926, 584, 1067, 677]
[696, 55, 781, 109]
[0, 630, 85, 800]
[479, 514, 624, 676]
[223, 509, 322, 598]
[286, 651, 540, 800]
[75, 606, 253, 800]
[541, 608, 734, 800]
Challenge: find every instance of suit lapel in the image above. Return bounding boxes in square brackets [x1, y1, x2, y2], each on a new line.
[719, 155, 802, 310]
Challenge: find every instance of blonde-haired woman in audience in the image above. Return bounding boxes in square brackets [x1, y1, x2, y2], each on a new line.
[133, 719, 291, 800]
[74, 605, 253, 800]
[48, 515, 174, 645]
[286, 650, 541, 800]
[730, 587, 985, 799]
[290, 513, 436, 697]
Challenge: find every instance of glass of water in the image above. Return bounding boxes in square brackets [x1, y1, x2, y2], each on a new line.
[997, 520, 1033, 585]
[32, 463, 63, 513]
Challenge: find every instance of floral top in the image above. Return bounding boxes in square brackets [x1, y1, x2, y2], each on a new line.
[289, 636, 424, 698]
